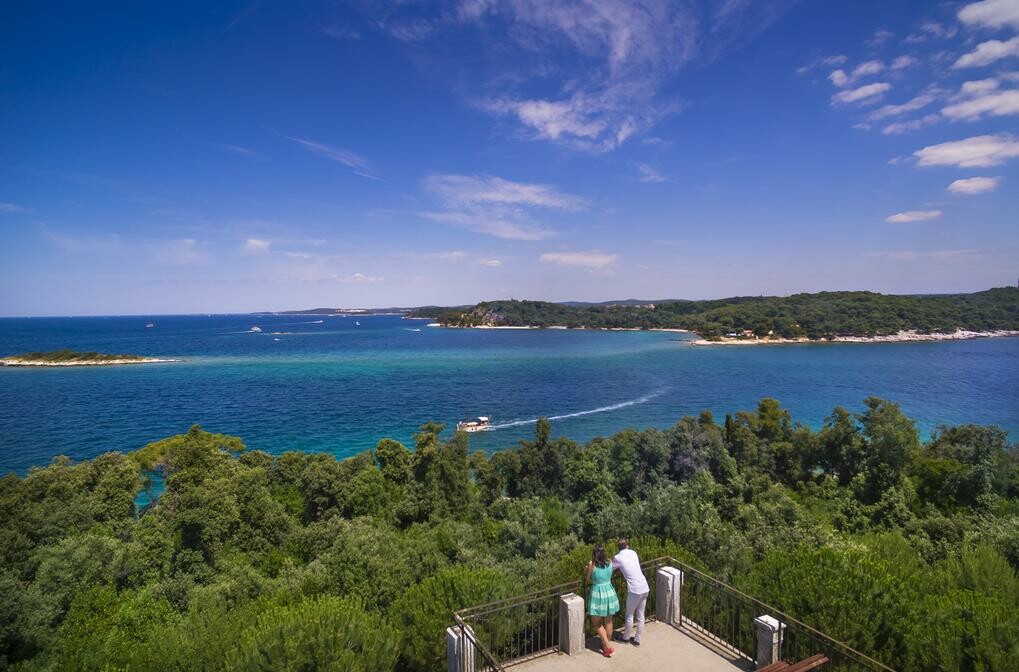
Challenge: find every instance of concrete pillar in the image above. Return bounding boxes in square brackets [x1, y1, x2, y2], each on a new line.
[446, 624, 476, 672]
[655, 566, 684, 625]
[754, 615, 785, 669]
[559, 593, 585, 655]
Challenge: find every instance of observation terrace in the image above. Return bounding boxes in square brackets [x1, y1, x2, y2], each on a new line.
[448, 557, 894, 672]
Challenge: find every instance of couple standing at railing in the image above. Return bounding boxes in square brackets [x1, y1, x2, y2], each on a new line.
[584, 537, 648, 658]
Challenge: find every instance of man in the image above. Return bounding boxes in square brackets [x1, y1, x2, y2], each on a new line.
[612, 537, 649, 646]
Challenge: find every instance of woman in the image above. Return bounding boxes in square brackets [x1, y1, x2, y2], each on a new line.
[586, 543, 620, 657]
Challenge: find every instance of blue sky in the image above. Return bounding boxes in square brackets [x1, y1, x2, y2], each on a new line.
[1, 0, 1018, 315]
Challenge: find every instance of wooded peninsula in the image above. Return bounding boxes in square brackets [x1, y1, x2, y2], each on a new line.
[408, 287, 1019, 341]
[2, 398, 1016, 670]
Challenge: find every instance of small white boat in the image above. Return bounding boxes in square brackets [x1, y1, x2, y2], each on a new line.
[457, 416, 491, 433]
[250, 326, 262, 332]
[145, 323, 155, 328]
[355, 321, 360, 326]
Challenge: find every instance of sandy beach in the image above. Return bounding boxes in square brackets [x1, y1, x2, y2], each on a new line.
[690, 329, 1019, 346]
[1, 357, 180, 367]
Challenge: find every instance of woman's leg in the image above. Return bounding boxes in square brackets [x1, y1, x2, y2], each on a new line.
[595, 616, 610, 651]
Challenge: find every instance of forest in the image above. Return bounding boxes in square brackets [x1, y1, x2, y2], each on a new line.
[1, 397, 1017, 671]
[409, 287, 1019, 339]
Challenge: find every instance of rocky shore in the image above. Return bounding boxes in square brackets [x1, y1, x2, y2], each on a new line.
[690, 329, 1019, 346]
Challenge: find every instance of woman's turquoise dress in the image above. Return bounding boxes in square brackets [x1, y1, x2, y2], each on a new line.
[588, 563, 620, 616]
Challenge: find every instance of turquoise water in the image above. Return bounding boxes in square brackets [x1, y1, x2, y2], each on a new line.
[1, 314, 1017, 474]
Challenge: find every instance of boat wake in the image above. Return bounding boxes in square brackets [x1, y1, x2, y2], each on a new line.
[486, 390, 666, 431]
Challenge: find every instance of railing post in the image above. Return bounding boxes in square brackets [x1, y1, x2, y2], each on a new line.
[754, 614, 785, 669]
[655, 566, 684, 625]
[559, 593, 585, 655]
[446, 624, 476, 672]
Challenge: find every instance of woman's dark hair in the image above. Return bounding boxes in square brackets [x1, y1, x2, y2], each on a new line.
[592, 543, 609, 568]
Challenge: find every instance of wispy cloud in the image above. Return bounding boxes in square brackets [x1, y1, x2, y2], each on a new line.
[881, 114, 941, 135]
[958, 0, 1019, 31]
[539, 250, 618, 271]
[832, 82, 892, 105]
[828, 60, 886, 89]
[868, 88, 942, 121]
[953, 36, 1019, 69]
[421, 173, 586, 241]
[286, 136, 379, 179]
[890, 55, 919, 70]
[455, 0, 795, 151]
[424, 174, 586, 210]
[947, 176, 1000, 194]
[885, 210, 942, 223]
[220, 143, 262, 159]
[421, 211, 557, 241]
[914, 134, 1019, 167]
[336, 272, 383, 283]
[154, 239, 208, 266]
[636, 163, 665, 183]
[241, 238, 271, 254]
[0, 202, 30, 213]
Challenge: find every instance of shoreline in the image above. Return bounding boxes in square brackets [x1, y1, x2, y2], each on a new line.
[690, 329, 1019, 347]
[424, 323, 695, 333]
[1, 357, 180, 367]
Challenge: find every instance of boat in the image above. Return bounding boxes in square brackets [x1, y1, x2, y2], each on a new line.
[250, 326, 262, 332]
[355, 321, 360, 326]
[145, 323, 155, 328]
[456, 416, 491, 433]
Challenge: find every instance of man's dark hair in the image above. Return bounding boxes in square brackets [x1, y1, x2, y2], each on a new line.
[618, 537, 629, 550]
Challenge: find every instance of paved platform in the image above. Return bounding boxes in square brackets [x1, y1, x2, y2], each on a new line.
[509, 621, 753, 672]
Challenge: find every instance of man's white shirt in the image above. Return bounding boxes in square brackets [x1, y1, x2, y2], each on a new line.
[611, 548, 649, 594]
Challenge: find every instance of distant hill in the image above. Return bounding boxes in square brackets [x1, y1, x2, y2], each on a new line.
[409, 287, 1019, 340]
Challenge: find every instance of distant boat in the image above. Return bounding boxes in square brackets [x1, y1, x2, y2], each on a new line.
[404, 328, 421, 332]
[250, 326, 262, 332]
[273, 338, 281, 341]
[457, 416, 491, 433]
[145, 323, 155, 328]
[355, 321, 360, 326]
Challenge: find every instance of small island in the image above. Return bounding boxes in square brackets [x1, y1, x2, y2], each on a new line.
[0, 349, 178, 367]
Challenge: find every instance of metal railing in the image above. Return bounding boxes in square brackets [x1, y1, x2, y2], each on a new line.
[670, 557, 895, 672]
[454, 579, 582, 669]
[453, 556, 895, 672]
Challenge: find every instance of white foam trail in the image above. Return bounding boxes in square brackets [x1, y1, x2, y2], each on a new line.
[486, 390, 665, 430]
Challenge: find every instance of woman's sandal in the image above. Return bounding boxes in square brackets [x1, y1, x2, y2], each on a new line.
[600, 646, 614, 657]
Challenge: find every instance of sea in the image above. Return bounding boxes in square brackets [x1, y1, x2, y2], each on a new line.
[1, 313, 1017, 476]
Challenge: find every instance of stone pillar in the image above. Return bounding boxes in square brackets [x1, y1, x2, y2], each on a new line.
[559, 593, 585, 655]
[446, 624, 476, 672]
[655, 566, 684, 625]
[754, 615, 785, 669]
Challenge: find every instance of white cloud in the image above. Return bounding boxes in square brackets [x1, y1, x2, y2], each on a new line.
[868, 89, 941, 120]
[241, 238, 271, 254]
[852, 60, 885, 78]
[335, 272, 383, 283]
[961, 78, 1000, 95]
[943, 89, 1019, 120]
[286, 136, 379, 179]
[479, 259, 502, 267]
[421, 211, 556, 241]
[958, 0, 1019, 31]
[905, 21, 958, 43]
[539, 250, 618, 270]
[636, 163, 665, 183]
[641, 136, 673, 147]
[456, 0, 794, 150]
[953, 36, 1019, 69]
[828, 69, 849, 87]
[914, 134, 1019, 167]
[885, 210, 942, 223]
[424, 173, 586, 210]
[832, 82, 891, 105]
[947, 176, 1000, 194]
[882, 114, 941, 135]
[869, 30, 895, 45]
[890, 55, 919, 70]
[0, 202, 30, 212]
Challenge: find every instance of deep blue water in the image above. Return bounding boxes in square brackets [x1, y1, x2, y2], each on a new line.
[1, 314, 1017, 475]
